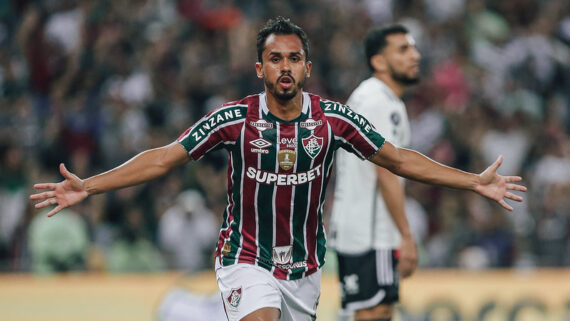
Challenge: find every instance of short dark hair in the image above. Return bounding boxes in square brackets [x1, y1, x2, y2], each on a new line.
[256, 17, 310, 63]
[364, 25, 409, 71]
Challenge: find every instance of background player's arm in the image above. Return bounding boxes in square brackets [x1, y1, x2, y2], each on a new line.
[369, 141, 526, 210]
[376, 167, 418, 278]
[30, 142, 190, 217]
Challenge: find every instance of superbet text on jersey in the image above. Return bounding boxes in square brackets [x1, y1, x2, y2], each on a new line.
[177, 92, 385, 280]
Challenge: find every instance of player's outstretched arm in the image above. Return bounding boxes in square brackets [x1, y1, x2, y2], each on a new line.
[369, 142, 526, 211]
[30, 142, 190, 217]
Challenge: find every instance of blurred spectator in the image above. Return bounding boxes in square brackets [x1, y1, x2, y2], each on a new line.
[158, 189, 218, 272]
[106, 205, 165, 273]
[0, 144, 28, 269]
[28, 208, 89, 274]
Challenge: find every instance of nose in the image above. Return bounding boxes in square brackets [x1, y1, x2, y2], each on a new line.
[411, 47, 421, 61]
[280, 59, 291, 72]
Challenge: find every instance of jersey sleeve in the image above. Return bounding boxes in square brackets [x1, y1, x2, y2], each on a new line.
[323, 101, 385, 160]
[177, 105, 247, 161]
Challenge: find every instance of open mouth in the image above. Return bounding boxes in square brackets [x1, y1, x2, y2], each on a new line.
[278, 75, 294, 89]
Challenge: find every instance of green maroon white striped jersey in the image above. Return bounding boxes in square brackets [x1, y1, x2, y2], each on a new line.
[177, 92, 385, 280]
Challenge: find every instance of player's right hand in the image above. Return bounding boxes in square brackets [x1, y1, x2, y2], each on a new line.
[30, 163, 88, 217]
[397, 235, 418, 278]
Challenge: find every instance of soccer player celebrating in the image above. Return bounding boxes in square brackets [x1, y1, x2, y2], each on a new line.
[31, 17, 525, 321]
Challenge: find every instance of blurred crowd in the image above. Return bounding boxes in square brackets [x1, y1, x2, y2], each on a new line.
[0, 0, 568, 274]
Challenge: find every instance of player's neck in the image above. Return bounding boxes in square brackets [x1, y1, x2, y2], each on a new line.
[375, 74, 405, 98]
[265, 91, 303, 121]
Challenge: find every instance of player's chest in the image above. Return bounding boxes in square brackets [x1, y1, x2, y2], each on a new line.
[243, 118, 328, 169]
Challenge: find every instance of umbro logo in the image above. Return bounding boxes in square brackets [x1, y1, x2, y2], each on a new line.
[250, 138, 272, 149]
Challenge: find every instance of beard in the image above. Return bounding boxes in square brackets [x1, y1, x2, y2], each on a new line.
[265, 73, 306, 101]
[389, 65, 420, 86]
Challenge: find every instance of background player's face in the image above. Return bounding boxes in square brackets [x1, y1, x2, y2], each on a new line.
[256, 34, 312, 101]
[382, 33, 421, 85]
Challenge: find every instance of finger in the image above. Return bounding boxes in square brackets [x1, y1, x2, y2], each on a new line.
[505, 192, 523, 202]
[398, 263, 415, 278]
[397, 264, 406, 276]
[29, 191, 56, 200]
[33, 183, 56, 190]
[60, 163, 71, 179]
[34, 198, 58, 209]
[498, 199, 513, 211]
[47, 205, 63, 217]
[505, 176, 522, 183]
[490, 155, 503, 171]
[506, 183, 527, 192]
[29, 193, 43, 200]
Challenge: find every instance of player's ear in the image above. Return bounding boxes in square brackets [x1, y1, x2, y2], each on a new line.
[371, 54, 387, 73]
[255, 62, 264, 78]
[305, 60, 312, 78]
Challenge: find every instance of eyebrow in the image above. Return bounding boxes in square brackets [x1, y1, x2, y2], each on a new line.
[267, 51, 304, 57]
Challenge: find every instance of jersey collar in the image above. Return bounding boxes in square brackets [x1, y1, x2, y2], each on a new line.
[259, 92, 311, 123]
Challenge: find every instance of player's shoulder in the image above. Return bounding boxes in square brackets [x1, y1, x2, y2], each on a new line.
[349, 78, 402, 116]
[351, 78, 393, 102]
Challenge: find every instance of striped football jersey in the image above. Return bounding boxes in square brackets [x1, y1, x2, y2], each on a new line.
[177, 92, 385, 280]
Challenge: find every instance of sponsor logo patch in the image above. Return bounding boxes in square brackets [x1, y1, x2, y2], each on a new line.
[276, 260, 307, 270]
[250, 138, 271, 154]
[227, 287, 242, 308]
[280, 137, 297, 149]
[300, 118, 322, 130]
[250, 138, 272, 149]
[272, 245, 293, 265]
[250, 119, 273, 132]
[246, 165, 322, 186]
[302, 135, 323, 159]
[278, 150, 296, 170]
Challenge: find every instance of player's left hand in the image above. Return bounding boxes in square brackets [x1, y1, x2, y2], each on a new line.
[475, 155, 527, 211]
[397, 235, 418, 278]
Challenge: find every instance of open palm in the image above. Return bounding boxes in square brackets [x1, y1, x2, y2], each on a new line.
[30, 163, 89, 217]
[475, 156, 526, 211]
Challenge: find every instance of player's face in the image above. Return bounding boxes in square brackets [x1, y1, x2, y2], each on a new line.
[256, 34, 312, 101]
[382, 33, 421, 85]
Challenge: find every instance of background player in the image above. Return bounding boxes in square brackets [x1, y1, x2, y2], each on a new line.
[331, 25, 421, 321]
